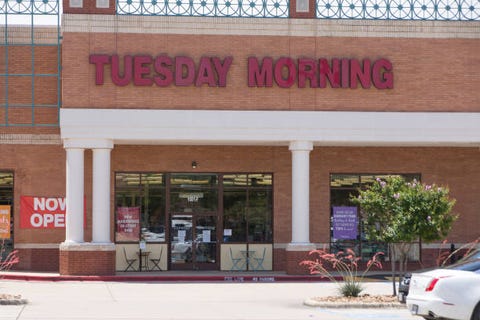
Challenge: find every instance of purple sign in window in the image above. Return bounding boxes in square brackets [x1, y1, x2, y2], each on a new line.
[332, 206, 358, 240]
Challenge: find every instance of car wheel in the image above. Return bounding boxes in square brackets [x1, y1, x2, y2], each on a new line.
[472, 303, 480, 320]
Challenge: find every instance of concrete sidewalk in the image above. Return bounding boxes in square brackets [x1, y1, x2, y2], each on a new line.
[0, 279, 416, 320]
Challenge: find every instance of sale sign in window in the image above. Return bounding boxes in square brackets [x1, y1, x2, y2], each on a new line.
[332, 206, 359, 240]
[0, 205, 10, 239]
[116, 207, 140, 242]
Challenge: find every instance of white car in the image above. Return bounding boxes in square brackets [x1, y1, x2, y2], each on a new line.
[406, 265, 480, 320]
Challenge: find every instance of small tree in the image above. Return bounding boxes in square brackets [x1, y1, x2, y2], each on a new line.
[351, 176, 457, 296]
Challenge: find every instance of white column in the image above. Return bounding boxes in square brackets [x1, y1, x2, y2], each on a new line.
[65, 148, 85, 244]
[92, 148, 112, 243]
[288, 141, 313, 246]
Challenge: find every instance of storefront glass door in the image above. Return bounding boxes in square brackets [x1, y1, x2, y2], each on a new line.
[169, 173, 219, 270]
[170, 214, 217, 270]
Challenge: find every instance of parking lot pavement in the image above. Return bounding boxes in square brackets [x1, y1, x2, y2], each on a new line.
[0, 280, 418, 320]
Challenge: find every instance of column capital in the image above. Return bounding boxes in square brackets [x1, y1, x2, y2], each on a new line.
[289, 141, 313, 152]
[64, 138, 114, 149]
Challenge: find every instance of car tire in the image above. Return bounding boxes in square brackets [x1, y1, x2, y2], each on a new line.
[472, 303, 480, 320]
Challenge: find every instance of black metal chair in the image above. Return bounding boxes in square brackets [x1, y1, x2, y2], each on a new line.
[149, 246, 163, 271]
[123, 247, 137, 272]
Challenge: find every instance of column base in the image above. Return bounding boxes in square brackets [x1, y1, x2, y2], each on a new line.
[59, 242, 116, 276]
[285, 243, 316, 275]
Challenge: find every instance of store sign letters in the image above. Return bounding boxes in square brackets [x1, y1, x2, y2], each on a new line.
[90, 54, 393, 89]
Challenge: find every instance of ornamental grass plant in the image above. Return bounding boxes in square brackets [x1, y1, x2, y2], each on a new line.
[300, 247, 384, 297]
[0, 240, 18, 273]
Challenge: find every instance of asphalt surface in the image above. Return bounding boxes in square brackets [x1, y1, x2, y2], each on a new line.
[0, 280, 419, 320]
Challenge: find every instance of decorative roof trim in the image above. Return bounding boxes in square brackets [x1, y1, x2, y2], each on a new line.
[62, 14, 480, 38]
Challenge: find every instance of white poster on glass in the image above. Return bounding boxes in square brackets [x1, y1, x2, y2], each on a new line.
[202, 230, 211, 243]
[178, 230, 186, 242]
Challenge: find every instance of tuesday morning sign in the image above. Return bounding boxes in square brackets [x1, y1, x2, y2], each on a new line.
[90, 54, 394, 89]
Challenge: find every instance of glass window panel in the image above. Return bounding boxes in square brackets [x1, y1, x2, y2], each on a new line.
[115, 173, 141, 187]
[171, 215, 193, 264]
[115, 189, 142, 208]
[223, 174, 248, 187]
[141, 173, 164, 187]
[223, 190, 247, 242]
[0, 172, 14, 204]
[248, 189, 273, 242]
[330, 174, 360, 188]
[170, 189, 217, 213]
[195, 216, 217, 264]
[170, 174, 217, 187]
[360, 175, 377, 186]
[115, 173, 167, 243]
[330, 189, 357, 207]
[0, 173, 13, 187]
[248, 173, 272, 186]
[141, 191, 166, 242]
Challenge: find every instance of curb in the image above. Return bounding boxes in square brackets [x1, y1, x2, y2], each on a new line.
[0, 273, 335, 283]
[304, 298, 406, 309]
[0, 298, 28, 305]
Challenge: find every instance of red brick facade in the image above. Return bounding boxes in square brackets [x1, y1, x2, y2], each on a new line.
[2, 5, 479, 275]
[60, 250, 115, 275]
[7, 145, 479, 273]
[63, 34, 478, 112]
[16, 248, 59, 272]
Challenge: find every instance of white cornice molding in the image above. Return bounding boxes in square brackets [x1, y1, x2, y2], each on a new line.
[60, 109, 480, 147]
[62, 14, 480, 38]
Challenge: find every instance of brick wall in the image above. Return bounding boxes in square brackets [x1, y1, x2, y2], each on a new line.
[0, 45, 59, 129]
[286, 250, 312, 275]
[63, 33, 479, 112]
[2, 19, 479, 274]
[15, 248, 59, 272]
[2, 144, 479, 273]
[60, 250, 115, 275]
